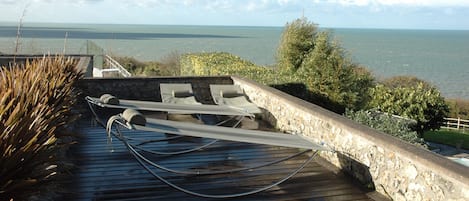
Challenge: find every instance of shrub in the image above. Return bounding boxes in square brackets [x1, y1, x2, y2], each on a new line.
[369, 83, 449, 135]
[276, 17, 318, 72]
[345, 109, 427, 148]
[381, 75, 432, 90]
[275, 17, 375, 112]
[0, 56, 83, 198]
[295, 31, 375, 112]
[180, 52, 277, 84]
[446, 98, 469, 119]
[113, 55, 178, 76]
[159, 50, 181, 76]
[141, 61, 165, 76]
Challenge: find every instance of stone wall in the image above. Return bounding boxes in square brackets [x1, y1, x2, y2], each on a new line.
[232, 76, 469, 201]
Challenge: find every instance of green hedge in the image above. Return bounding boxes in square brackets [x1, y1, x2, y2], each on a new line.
[180, 52, 278, 84]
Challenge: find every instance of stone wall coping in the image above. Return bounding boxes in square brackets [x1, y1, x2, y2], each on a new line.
[81, 75, 232, 81]
[231, 76, 469, 187]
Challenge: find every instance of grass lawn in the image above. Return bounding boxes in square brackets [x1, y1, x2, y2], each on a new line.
[423, 130, 469, 150]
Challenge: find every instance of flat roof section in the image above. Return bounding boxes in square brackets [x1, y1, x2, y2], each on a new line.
[58, 119, 375, 201]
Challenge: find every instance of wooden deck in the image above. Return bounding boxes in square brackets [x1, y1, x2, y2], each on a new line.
[59, 118, 376, 201]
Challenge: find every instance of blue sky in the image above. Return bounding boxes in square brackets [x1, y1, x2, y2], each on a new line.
[1, 0, 469, 30]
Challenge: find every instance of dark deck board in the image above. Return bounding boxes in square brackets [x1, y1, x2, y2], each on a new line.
[59, 119, 375, 201]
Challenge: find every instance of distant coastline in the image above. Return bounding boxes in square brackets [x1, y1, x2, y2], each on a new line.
[1, 22, 468, 98]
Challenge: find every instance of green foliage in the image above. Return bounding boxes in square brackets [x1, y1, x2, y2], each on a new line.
[180, 17, 375, 113]
[295, 31, 375, 112]
[369, 83, 449, 134]
[446, 98, 469, 119]
[381, 75, 432, 90]
[424, 130, 469, 149]
[113, 54, 180, 76]
[345, 110, 427, 148]
[275, 17, 375, 112]
[276, 17, 318, 72]
[141, 61, 166, 76]
[180, 52, 277, 84]
[0, 56, 83, 197]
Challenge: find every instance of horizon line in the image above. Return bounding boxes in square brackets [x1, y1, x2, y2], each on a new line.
[0, 21, 468, 31]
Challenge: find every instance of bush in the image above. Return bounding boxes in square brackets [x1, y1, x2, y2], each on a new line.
[159, 51, 181, 76]
[369, 83, 449, 135]
[113, 54, 180, 76]
[446, 98, 469, 119]
[180, 52, 277, 84]
[295, 31, 375, 112]
[276, 17, 318, 72]
[140, 61, 165, 76]
[0, 56, 83, 198]
[275, 17, 375, 112]
[345, 110, 427, 148]
[381, 75, 432, 90]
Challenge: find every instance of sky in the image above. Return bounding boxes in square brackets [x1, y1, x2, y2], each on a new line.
[1, 0, 469, 30]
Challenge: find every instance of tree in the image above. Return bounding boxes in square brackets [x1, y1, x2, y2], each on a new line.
[369, 83, 449, 135]
[276, 17, 318, 72]
[295, 31, 374, 112]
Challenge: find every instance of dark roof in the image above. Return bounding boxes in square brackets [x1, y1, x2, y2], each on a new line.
[59, 118, 374, 201]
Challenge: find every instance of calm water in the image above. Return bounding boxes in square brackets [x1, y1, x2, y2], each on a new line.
[1, 22, 468, 98]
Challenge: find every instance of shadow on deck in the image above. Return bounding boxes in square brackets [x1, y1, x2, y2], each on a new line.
[59, 118, 375, 201]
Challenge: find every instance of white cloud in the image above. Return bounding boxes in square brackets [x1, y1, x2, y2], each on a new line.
[1, 0, 468, 28]
[323, 0, 469, 7]
[4, 0, 469, 8]
[204, 0, 233, 11]
[0, 0, 18, 4]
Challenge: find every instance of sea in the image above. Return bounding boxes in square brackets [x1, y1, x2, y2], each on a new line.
[1, 22, 468, 99]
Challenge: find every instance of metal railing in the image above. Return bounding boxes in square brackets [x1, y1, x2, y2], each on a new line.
[104, 55, 131, 77]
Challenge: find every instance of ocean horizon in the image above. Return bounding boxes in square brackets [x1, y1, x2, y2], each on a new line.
[1, 22, 468, 99]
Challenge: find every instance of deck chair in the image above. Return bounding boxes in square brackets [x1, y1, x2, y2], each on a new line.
[210, 84, 262, 115]
[159, 83, 241, 126]
[160, 83, 201, 105]
[159, 83, 205, 131]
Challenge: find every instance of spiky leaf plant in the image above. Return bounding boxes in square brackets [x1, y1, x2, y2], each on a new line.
[0, 56, 83, 198]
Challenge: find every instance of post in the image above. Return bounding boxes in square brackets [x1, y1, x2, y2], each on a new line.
[457, 117, 460, 130]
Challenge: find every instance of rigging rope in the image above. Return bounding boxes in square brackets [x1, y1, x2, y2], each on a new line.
[125, 137, 317, 199]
